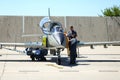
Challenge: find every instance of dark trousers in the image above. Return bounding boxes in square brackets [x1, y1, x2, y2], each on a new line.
[70, 52, 77, 64]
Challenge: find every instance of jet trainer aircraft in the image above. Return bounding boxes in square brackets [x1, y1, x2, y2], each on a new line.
[0, 15, 120, 65]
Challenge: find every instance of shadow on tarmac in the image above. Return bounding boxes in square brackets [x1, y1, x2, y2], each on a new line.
[0, 58, 120, 63]
[0, 57, 80, 66]
[0, 58, 120, 67]
[77, 60, 120, 62]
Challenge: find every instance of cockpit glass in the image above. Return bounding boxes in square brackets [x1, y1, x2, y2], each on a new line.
[51, 26, 63, 33]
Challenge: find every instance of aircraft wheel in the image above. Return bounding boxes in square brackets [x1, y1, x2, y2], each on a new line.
[30, 55, 35, 61]
[41, 57, 46, 61]
[56, 49, 61, 65]
[57, 58, 61, 65]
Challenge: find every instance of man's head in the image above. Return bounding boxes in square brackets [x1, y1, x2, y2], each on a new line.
[70, 26, 77, 38]
[70, 26, 74, 31]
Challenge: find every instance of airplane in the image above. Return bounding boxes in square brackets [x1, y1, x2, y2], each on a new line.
[0, 10, 120, 65]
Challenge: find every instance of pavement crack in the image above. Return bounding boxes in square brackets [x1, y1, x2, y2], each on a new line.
[0, 55, 7, 80]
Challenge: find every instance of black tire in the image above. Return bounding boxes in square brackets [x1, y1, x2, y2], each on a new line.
[57, 58, 61, 65]
[41, 57, 46, 61]
[30, 55, 35, 61]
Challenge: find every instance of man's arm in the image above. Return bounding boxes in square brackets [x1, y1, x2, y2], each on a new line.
[67, 31, 72, 37]
[69, 38, 77, 45]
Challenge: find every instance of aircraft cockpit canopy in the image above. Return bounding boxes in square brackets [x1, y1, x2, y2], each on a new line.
[51, 26, 64, 33]
[50, 22, 63, 33]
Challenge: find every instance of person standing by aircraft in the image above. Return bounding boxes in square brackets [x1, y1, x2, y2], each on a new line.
[67, 26, 77, 40]
[67, 26, 77, 64]
[69, 34, 77, 64]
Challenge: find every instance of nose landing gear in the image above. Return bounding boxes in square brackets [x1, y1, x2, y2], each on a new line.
[56, 48, 64, 65]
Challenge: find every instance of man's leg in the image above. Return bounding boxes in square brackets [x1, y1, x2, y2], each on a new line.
[70, 53, 75, 64]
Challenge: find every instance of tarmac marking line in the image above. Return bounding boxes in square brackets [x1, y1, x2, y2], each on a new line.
[99, 70, 119, 72]
[46, 64, 63, 69]
[19, 70, 39, 72]
[59, 70, 79, 72]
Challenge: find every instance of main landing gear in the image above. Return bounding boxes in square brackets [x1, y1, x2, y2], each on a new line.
[26, 48, 63, 65]
[26, 48, 48, 61]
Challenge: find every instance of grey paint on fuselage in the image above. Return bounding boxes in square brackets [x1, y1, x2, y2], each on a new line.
[46, 26, 66, 48]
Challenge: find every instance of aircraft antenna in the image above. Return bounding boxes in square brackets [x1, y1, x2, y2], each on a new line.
[48, 8, 51, 20]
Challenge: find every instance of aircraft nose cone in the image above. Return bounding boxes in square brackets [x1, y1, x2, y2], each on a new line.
[54, 33, 64, 45]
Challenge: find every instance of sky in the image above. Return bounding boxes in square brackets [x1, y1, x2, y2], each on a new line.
[0, 0, 120, 16]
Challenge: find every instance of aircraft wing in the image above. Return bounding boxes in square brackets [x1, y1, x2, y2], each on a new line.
[22, 34, 43, 37]
[0, 42, 45, 49]
[77, 41, 120, 48]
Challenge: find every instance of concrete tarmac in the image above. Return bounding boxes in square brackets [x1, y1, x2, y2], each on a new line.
[0, 46, 120, 80]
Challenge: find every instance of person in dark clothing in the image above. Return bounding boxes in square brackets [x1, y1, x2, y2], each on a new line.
[67, 26, 78, 64]
[69, 36, 77, 64]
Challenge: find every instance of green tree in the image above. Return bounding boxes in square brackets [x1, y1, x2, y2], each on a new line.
[102, 5, 120, 16]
